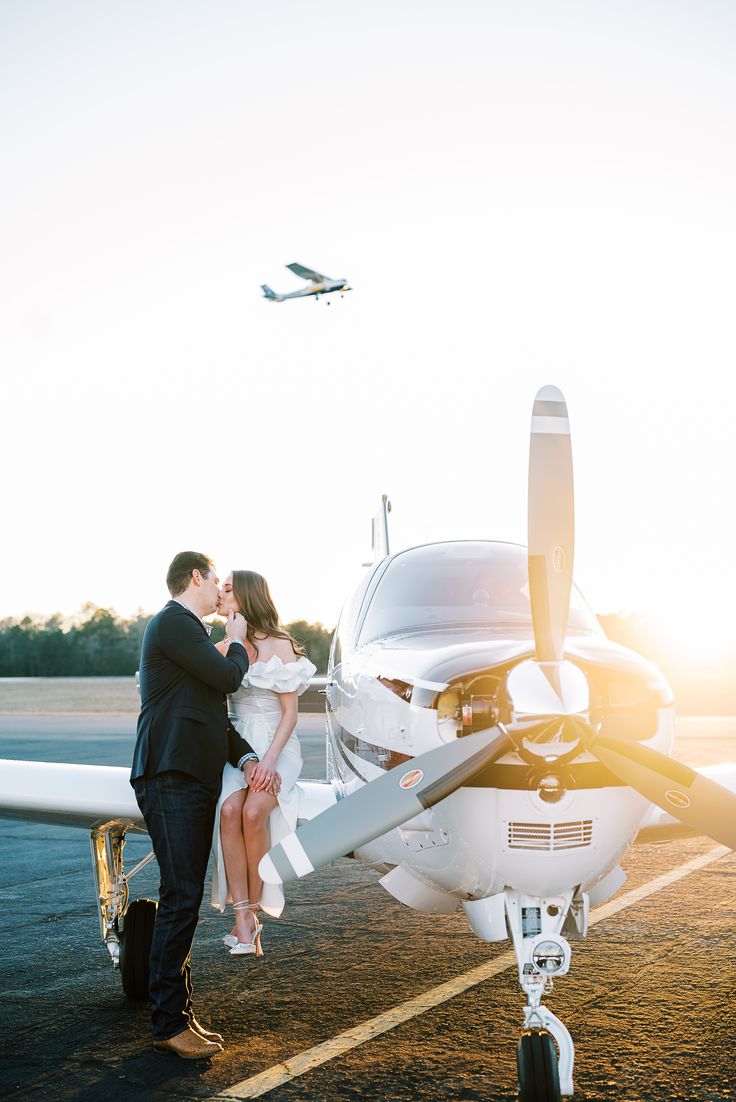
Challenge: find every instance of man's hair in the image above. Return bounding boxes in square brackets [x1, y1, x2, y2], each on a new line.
[166, 551, 215, 597]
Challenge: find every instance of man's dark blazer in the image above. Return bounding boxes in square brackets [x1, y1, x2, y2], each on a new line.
[130, 601, 255, 785]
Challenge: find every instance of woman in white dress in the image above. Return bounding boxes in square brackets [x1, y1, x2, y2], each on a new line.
[211, 570, 315, 956]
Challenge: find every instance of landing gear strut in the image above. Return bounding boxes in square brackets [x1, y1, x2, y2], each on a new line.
[505, 888, 586, 1098]
[90, 820, 157, 998]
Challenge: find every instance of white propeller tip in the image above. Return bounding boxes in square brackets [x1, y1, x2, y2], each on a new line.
[535, 384, 565, 403]
[531, 386, 570, 437]
[258, 853, 282, 885]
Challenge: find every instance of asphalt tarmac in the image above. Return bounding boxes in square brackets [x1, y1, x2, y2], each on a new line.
[1, 714, 735, 1102]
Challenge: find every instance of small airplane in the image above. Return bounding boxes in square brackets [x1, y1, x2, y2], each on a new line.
[2, 386, 736, 1102]
[261, 262, 351, 303]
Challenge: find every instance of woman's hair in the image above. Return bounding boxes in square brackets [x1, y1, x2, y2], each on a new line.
[230, 570, 305, 659]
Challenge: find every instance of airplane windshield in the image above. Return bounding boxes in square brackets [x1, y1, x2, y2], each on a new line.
[357, 541, 601, 644]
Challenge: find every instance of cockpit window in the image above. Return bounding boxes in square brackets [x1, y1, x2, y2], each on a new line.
[357, 541, 601, 645]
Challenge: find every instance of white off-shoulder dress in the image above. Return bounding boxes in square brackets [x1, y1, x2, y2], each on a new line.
[211, 654, 316, 918]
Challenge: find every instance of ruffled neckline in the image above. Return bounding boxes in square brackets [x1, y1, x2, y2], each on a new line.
[247, 655, 314, 672]
[241, 654, 317, 694]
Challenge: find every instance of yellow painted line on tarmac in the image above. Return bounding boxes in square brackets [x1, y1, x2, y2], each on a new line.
[216, 845, 730, 1100]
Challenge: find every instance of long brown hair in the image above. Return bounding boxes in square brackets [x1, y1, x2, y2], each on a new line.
[230, 570, 306, 660]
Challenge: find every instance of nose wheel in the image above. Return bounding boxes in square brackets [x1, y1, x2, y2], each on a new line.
[517, 1029, 562, 1102]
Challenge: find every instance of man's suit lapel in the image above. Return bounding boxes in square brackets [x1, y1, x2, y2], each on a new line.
[165, 599, 208, 634]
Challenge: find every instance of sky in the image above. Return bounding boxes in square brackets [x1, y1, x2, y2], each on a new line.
[2, 0, 735, 662]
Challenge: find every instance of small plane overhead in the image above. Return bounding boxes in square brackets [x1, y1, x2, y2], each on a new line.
[2, 385, 736, 1101]
[261, 262, 351, 303]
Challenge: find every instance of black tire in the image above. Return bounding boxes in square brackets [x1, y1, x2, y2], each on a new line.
[517, 1029, 562, 1102]
[119, 898, 157, 1001]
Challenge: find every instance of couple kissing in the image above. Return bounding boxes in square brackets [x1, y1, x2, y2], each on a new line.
[130, 551, 315, 1059]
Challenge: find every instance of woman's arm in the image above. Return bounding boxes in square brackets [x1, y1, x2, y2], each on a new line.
[248, 639, 300, 791]
[249, 691, 297, 791]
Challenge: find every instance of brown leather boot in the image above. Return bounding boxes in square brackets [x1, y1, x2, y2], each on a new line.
[189, 1016, 224, 1044]
[153, 1027, 223, 1059]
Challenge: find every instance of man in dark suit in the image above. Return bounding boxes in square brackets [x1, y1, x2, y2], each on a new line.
[131, 551, 265, 1059]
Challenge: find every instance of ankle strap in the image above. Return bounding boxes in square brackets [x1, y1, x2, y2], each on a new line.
[232, 899, 251, 910]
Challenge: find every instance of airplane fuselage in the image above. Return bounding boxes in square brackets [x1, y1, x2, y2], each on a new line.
[272, 280, 350, 301]
[325, 540, 675, 918]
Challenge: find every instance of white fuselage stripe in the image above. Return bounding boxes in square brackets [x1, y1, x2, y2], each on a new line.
[217, 845, 729, 1099]
[281, 832, 315, 877]
[531, 415, 570, 435]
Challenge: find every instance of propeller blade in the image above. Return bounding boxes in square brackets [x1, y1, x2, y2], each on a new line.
[528, 385, 574, 666]
[259, 727, 513, 885]
[592, 731, 736, 850]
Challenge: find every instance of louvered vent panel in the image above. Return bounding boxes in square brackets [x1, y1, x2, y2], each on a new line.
[507, 820, 593, 851]
[552, 820, 593, 849]
[508, 822, 552, 850]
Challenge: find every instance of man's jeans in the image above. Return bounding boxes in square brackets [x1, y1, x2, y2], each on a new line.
[133, 771, 220, 1040]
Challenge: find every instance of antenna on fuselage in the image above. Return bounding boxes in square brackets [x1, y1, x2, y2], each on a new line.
[363, 494, 392, 566]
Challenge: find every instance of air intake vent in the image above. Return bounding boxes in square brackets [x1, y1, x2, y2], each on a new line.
[507, 820, 593, 851]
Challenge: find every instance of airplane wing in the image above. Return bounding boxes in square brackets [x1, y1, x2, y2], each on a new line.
[0, 757, 336, 830]
[0, 675, 333, 832]
[286, 262, 329, 283]
[296, 779, 339, 823]
[0, 759, 144, 829]
[634, 761, 736, 843]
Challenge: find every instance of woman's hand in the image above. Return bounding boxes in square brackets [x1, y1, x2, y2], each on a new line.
[248, 758, 281, 795]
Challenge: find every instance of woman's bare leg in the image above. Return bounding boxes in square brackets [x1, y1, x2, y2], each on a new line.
[219, 789, 251, 942]
[242, 790, 278, 926]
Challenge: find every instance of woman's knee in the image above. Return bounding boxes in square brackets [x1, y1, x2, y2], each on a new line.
[242, 799, 269, 828]
[220, 795, 245, 829]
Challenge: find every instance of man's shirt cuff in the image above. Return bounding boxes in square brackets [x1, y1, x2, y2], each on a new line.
[237, 753, 259, 770]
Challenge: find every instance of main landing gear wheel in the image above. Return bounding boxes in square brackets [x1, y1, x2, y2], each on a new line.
[517, 1030, 562, 1102]
[119, 898, 157, 1001]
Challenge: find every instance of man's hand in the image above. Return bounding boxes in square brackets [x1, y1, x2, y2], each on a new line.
[243, 760, 259, 788]
[226, 609, 247, 644]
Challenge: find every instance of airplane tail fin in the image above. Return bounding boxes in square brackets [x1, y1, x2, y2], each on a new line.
[261, 284, 279, 300]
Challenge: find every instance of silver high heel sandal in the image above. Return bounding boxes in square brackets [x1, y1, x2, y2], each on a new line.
[223, 899, 249, 949]
[229, 901, 263, 957]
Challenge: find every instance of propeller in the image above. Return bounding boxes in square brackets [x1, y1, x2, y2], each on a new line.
[260, 384, 736, 890]
[524, 385, 736, 850]
[527, 386, 574, 701]
[259, 726, 513, 886]
[591, 731, 736, 850]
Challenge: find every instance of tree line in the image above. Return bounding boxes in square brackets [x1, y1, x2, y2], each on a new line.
[0, 605, 333, 677]
[1, 608, 733, 714]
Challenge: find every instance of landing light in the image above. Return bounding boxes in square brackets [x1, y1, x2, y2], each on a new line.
[531, 939, 566, 975]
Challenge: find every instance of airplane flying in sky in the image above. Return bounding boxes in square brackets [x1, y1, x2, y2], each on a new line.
[261, 262, 351, 303]
[2, 386, 735, 1101]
